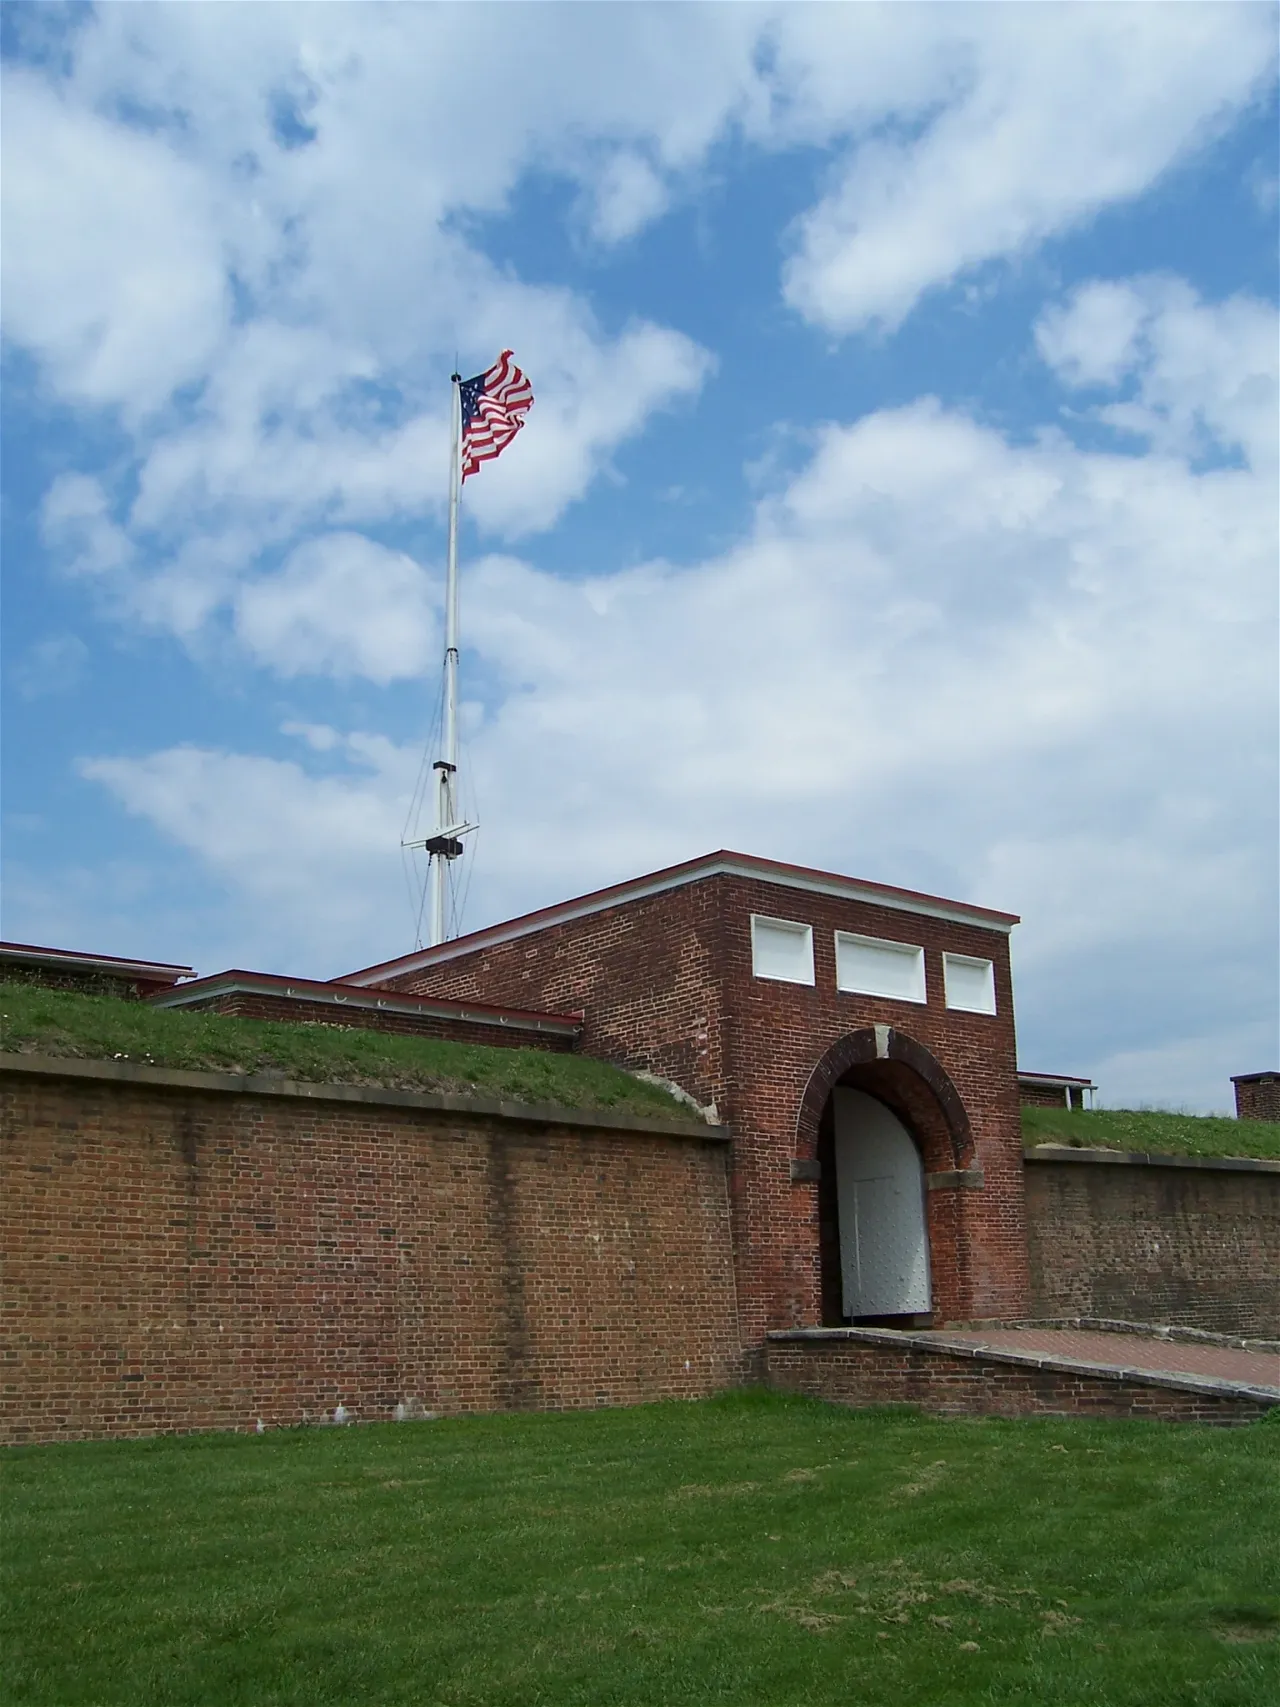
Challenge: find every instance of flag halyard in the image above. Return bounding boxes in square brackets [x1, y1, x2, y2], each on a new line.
[459, 350, 534, 480]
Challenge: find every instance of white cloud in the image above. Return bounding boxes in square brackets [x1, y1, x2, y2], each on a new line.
[8, 3, 1271, 531]
[1038, 278, 1278, 468]
[779, 6, 1276, 332]
[5, 1, 1271, 694]
[0, 70, 229, 418]
[583, 152, 670, 245]
[234, 533, 437, 683]
[79, 733, 417, 967]
[7, 7, 728, 609]
[40, 474, 134, 577]
[1035, 281, 1151, 389]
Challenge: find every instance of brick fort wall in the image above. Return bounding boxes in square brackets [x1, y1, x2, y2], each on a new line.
[1024, 1150, 1280, 1337]
[0, 1061, 739, 1445]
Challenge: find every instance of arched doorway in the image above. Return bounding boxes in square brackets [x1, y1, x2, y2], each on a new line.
[832, 1087, 931, 1318]
[796, 1027, 976, 1327]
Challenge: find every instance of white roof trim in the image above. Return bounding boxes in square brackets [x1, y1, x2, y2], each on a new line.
[344, 853, 1015, 987]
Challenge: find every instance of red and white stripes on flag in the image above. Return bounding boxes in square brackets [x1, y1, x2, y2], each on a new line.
[459, 350, 534, 480]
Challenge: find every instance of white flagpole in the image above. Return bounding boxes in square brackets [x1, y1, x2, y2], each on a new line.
[428, 374, 464, 948]
[403, 367, 485, 948]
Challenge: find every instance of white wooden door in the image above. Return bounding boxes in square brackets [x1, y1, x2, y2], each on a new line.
[833, 1087, 931, 1318]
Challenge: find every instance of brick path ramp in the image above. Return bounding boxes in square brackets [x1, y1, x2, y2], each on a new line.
[918, 1327, 1279, 1394]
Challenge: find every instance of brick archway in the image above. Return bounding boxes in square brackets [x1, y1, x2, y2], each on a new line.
[797, 1028, 977, 1326]
[795, 1027, 973, 1170]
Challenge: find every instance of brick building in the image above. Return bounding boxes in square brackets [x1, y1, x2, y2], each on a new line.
[1232, 1071, 1280, 1123]
[341, 851, 1031, 1349]
[1017, 1070, 1096, 1110]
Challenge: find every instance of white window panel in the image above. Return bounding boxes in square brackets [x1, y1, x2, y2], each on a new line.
[750, 915, 815, 985]
[835, 932, 926, 1004]
[944, 952, 997, 1014]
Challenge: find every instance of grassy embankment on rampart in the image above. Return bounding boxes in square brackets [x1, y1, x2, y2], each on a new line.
[4, 981, 1276, 1156]
[0, 982, 701, 1125]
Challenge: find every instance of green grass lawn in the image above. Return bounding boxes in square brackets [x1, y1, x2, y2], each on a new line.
[0, 982, 698, 1125]
[2, 1393, 1277, 1707]
[1021, 1103, 1280, 1162]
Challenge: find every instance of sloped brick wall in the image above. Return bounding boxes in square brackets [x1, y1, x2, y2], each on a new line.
[0, 1060, 738, 1444]
[764, 1330, 1274, 1424]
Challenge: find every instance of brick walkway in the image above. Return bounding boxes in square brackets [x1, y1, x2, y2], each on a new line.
[920, 1327, 1279, 1393]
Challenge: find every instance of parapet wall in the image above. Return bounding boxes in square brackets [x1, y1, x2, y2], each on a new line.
[1023, 1146, 1280, 1337]
[0, 1057, 739, 1445]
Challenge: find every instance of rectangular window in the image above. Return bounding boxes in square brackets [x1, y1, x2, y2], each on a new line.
[834, 932, 926, 1004]
[943, 952, 997, 1014]
[750, 915, 815, 985]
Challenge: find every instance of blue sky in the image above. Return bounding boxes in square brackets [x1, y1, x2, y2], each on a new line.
[2, 2, 1277, 1110]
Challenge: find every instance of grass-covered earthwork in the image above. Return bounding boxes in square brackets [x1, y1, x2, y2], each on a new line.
[0, 982, 699, 1125]
[4, 982, 1277, 1154]
[1021, 1103, 1280, 1162]
[3, 1392, 1277, 1706]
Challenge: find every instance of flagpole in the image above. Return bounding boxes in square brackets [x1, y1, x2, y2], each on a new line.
[405, 352, 529, 951]
[429, 373, 464, 949]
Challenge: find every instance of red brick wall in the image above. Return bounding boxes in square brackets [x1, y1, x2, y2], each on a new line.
[383, 878, 728, 1106]
[1024, 1153, 1280, 1337]
[380, 872, 1029, 1343]
[178, 991, 577, 1052]
[764, 1332, 1274, 1424]
[0, 1065, 739, 1445]
[1234, 1075, 1280, 1122]
[717, 875, 1028, 1339]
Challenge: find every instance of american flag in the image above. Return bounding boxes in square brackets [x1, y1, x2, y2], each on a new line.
[458, 350, 534, 480]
